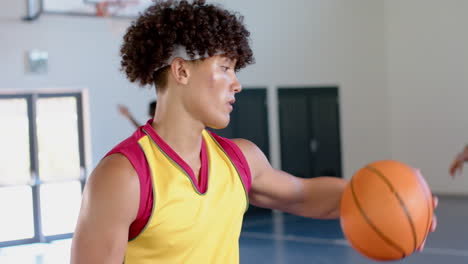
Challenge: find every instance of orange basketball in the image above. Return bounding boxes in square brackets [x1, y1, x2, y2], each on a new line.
[340, 160, 434, 261]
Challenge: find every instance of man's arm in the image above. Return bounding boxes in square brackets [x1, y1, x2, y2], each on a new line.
[233, 138, 347, 219]
[71, 154, 140, 264]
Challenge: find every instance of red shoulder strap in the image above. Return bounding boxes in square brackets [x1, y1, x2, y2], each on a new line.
[208, 131, 252, 193]
[104, 128, 153, 240]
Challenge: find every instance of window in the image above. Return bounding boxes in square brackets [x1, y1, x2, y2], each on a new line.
[0, 91, 89, 247]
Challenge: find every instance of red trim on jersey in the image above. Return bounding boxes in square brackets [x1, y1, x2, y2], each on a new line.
[103, 119, 252, 240]
[104, 128, 153, 240]
[199, 139, 209, 193]
[207, 131, 252, 193]
[142, 121, 209, 194]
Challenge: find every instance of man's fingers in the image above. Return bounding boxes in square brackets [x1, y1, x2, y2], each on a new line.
[418, 239, 426, 252]
[433, 196, 438, 209]
[430, 214, 437, 232]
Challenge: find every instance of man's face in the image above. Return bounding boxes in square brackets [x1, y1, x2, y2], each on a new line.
[183, 55, 241, 129]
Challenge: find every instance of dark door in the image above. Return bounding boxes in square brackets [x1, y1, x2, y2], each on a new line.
[214, 88, 269, 157]
[279, 87, 342, 179]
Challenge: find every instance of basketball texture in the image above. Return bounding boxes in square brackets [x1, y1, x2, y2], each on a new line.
[340, 160, 434, 261]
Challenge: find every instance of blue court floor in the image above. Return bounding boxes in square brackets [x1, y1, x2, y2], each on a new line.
[0, 196, 466, 264]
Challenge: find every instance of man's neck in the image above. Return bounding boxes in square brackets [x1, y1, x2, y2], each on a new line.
[152, 96, 205, 161]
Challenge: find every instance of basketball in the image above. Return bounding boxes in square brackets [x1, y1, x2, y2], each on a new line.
[340, 160, 434, 261]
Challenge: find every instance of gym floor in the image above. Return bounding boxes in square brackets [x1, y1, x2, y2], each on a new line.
[0, 195, 466, 264]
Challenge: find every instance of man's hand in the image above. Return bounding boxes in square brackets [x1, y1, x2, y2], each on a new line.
[417, 196, 438, 252]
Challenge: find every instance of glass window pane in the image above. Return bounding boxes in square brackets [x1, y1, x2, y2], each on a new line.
[0, 243, 50, 263]
[36, 97, 81, 181]
[0, 186, 34, 242]
[40, 181, 82, 236]
[0, 99, 31, 185]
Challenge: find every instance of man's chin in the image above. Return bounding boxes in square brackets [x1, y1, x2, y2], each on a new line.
[206, 119, 230, 130]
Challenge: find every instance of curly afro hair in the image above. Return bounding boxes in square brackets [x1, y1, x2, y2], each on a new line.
[120, 0, 254, 88]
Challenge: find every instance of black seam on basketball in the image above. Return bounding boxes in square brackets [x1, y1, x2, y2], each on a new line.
[350, 177, 406, 258]
[365, 165, 418, 254]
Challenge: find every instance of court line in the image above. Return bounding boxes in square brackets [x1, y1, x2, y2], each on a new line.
[243, 214, 308, 228]
[241, 232, 468, 257]
[242, 218, 274, 228]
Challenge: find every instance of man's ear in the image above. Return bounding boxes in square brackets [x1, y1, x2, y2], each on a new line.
[169, 58, 190, 85]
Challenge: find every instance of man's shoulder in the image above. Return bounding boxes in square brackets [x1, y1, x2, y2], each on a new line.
[85, 153, 140, 209]
[230, 138, 261, 159]
[93, 153, 139, 185]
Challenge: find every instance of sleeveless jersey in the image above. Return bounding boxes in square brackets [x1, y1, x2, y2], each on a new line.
[105, 120, 251, 264]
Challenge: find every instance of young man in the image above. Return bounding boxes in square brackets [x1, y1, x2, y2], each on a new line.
[71, 1, 436, 263]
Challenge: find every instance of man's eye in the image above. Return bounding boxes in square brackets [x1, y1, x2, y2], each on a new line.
[221, 66, 230, 71]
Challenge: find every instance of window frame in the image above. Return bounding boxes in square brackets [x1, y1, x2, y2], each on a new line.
[0, 89, 90, 247]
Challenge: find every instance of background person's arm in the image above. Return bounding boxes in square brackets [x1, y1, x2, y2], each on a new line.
[118, 104, 141, 128]
[449, 145, 468, 177]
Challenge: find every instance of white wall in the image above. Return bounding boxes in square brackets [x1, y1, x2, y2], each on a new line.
[1, 1, 389, 183]
[386, 0, 468, 195]
[218, 0, 389, 179]
[1, 3, 155, 169]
